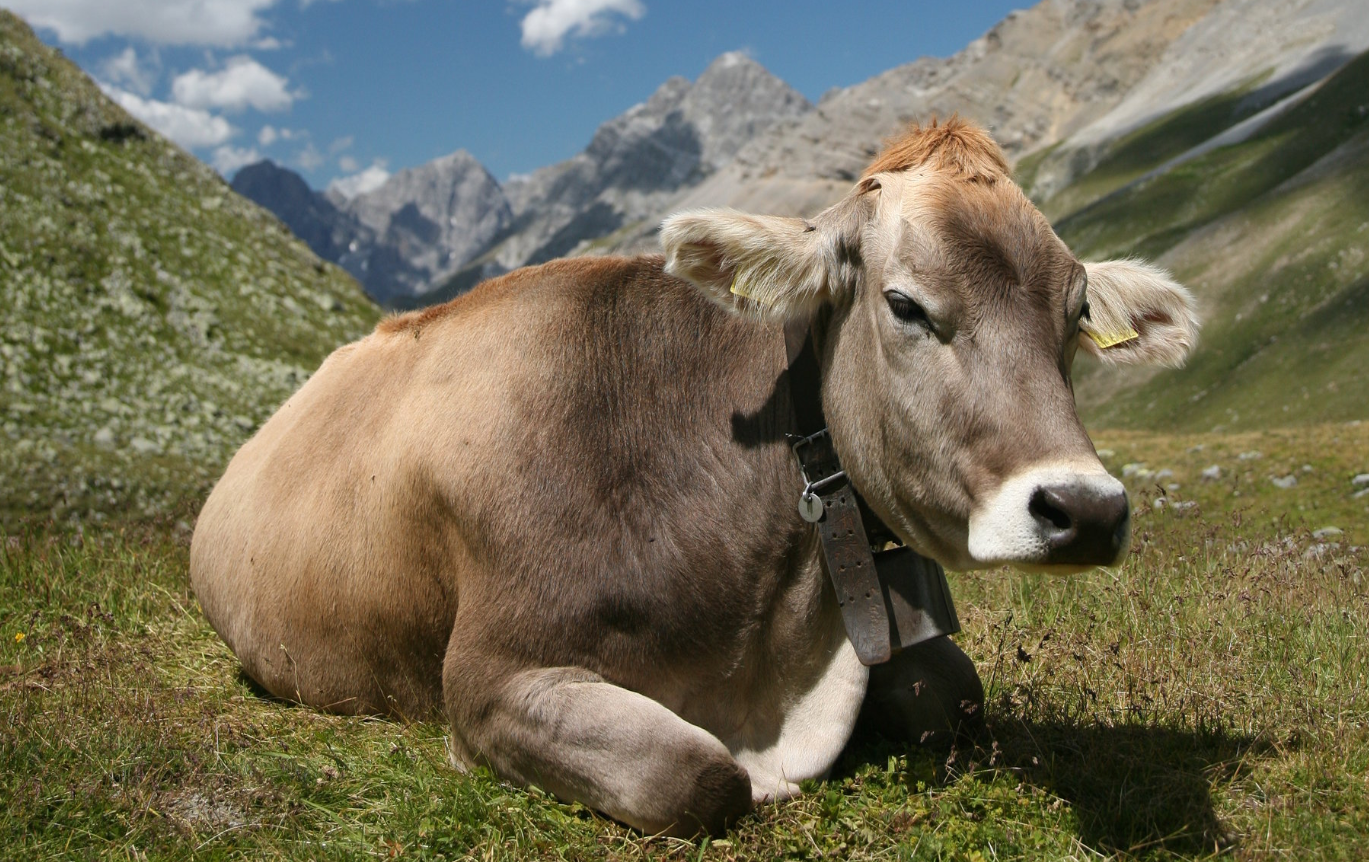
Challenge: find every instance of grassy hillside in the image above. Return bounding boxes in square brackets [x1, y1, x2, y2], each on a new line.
[1024, 50, 1369, 433]
[0, 12, 379, 531]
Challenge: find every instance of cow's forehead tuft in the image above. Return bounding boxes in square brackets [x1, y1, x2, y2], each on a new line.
[885, 174, 1071, 304]
[864, 116, 1009, 183]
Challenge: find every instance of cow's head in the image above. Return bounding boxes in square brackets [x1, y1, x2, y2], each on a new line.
[661, 118, 1198, 572]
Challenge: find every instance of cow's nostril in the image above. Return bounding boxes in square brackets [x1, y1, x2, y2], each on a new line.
[1029, 488, 1072, 533]
[1029, 482, 1130, 566]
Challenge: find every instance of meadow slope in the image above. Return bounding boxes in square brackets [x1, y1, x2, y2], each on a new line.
[1033, 50, 1369, 432]
[0, 12, 379, 532]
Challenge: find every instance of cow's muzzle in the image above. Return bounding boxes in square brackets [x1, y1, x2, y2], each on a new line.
[966, 465, 1130, 569]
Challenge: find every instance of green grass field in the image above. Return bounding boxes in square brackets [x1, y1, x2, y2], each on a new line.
[4, 422, 1366, 861]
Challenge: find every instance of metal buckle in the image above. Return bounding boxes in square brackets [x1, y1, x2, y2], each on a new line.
[790, 429, 846, 488]
[789, 427, 829, 457]
[790, 429, 847, 522]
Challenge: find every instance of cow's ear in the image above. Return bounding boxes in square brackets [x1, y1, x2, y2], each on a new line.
[1079, 259, 1199, 367]
[661, 179, 878, 319]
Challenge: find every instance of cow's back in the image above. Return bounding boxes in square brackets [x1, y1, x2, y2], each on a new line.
[190, 256, 808, 718]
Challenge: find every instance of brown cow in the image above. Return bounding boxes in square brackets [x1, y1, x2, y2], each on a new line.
[191, 119, 1197, 836]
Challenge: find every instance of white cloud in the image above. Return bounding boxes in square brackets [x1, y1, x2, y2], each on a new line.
[9, 0, 279, 47]
[172, 56, 296, 113]
[99, 83, 236, 149]
[211, 144, 261, 175]
[519, 0, 645, 57]
[327, 162, 390, 200]
[100, 47, 158, 96]
[337, 154, 359, 172]
[295, 144, 325, 171]
[259, 125, 303, 145]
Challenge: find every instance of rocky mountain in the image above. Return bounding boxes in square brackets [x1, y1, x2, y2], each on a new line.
[239, 51, 810, 306]
[231, 154, 495, 306]
[336, 149, 512, 303]
[442, 51, 811, 298]
[427, 0, 1368, 292]
[584, 0, 1365, 252]
[231, 159, 367, 266]
[0, 11, 379, 530]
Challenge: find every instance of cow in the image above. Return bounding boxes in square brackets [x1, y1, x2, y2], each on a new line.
[190, 118, 1198, 837]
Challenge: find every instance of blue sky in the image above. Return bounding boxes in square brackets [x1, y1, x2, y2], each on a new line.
[13, 0, 1030, 195]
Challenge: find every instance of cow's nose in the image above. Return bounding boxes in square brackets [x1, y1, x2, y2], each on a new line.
[1028, 483, 1130, 566]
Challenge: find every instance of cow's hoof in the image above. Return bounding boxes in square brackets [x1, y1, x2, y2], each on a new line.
[859, 635, 984, 747]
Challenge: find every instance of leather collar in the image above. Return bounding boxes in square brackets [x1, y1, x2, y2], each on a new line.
[783, 319, 960, 666]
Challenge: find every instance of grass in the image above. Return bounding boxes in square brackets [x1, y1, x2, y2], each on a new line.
[3, 422, 1366, 861]
[1052, 48, 1369, 265]
[1034, 74, 1273, 221]
[1067, 124, 1369, 433]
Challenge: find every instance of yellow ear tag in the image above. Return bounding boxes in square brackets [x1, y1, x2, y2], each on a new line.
[729, 271, 766, 304]
[1083, 325, 1140, 350]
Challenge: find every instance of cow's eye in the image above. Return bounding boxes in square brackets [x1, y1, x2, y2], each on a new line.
[886, 291, 931, 329]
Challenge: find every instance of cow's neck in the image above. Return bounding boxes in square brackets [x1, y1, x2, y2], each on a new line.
[781, 318, 961, 667]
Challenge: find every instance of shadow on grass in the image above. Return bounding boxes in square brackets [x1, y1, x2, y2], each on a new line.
[844, 716, 1259, 857]
[235, 667, 292, 706]
[1002, 719, 1253, 856]
[234, 668, 440, 724]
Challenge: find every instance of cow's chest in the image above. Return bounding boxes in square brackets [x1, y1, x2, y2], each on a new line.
[718, 636, 868, 803]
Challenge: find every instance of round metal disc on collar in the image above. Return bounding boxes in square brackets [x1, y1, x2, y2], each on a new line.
[798, 492, 825, 523]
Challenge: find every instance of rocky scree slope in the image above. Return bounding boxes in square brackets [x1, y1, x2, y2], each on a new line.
[0, 11, 379, 531]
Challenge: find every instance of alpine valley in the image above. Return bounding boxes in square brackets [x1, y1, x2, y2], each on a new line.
[5, 0, 1369, 528]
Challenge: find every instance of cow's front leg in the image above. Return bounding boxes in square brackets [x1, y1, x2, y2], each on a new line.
[857, 635, 984, 745]
[443, 646, 752, 836]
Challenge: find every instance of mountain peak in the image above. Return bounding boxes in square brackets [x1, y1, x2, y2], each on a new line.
[232, 159, 306, 195]
[426, 149, 483, 170]
[683, 51, 810, 172]
[700, 50, 763, 76]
